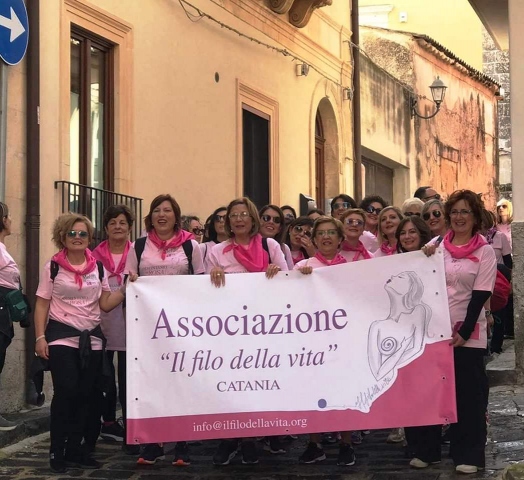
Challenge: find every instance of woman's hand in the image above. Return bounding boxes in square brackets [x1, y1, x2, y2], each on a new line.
[298, 266, 313, 275]
[128, 272, 139, 282]
[35, 338, 49, 360]
[450, 332, 466, 347]
[210, 267, 225, 287]
[301, 237, 316, 257]
[265, 264, 281, 279]
[422, 243, 438, 257]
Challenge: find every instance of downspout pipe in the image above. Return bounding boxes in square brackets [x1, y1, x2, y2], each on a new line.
[25, 0, 40, 392]
[351, 0, 362, 202]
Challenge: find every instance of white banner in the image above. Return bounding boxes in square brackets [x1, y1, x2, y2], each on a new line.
[127, 250, 457, 443]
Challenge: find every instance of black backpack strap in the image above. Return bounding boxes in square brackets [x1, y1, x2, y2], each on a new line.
[50, 260, 59, 282]
[182, 240, 194, 275]
[134, 237, 147, 275]
[262, 237, 272, 264]
[96, 261, 104, 282]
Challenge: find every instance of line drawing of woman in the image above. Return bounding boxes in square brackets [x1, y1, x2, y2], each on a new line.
[368, 271, 432, 381]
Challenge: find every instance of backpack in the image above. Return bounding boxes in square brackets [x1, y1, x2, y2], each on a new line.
[50, 260, 104, 282]
[134, 236, 194, 275]
[262, 237, 272, 264]
[491, 264, 511, 312]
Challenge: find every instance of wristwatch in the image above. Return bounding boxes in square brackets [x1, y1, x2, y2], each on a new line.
[485, 310, 492, 316]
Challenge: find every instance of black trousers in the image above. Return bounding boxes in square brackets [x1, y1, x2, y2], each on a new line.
[102, 350, 127, 422]
[404, 425, 442, 463]
[490, 309, 505, 353]
[0, 332, 10, 375]
[449, 347, 488, 468]
[48, 345, 103, 455]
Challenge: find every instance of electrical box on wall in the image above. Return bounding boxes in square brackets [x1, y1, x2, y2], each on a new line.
[399, 11, 408, 22]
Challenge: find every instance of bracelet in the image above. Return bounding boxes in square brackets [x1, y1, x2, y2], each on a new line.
[35, 335, 45, 343]
[485, 310, 492, 317]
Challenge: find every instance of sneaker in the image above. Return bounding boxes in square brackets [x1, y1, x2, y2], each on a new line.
[361, 430, 371, 435]
[137, 443, 165, 465]
[351, 431, 363, 445]
[0, 414, 17, 431]
[241, 441, 259, 464]
[264, 436, 286, 454]
[172, 441, 191, 466]
[321, 432, 339, 444]
[213, 439, 238, 465]
[100, 421, 124, 442]
[299, 442, 326, 464]
[410, 458, 429, 468]
[64, 452, 101, 469]
[386, 427, 405, 443]
[49, 452, 67, 473]
[122, 443, 141, 455]
[456, 464, 478, 474]
[337, 443, 356, 466]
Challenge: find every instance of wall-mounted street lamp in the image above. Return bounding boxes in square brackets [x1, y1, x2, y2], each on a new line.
[410, 76, 447, 120]
[296, 63, 310, 77]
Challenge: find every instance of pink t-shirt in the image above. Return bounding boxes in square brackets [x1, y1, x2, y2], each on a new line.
[199, 241, 217, 273]
[360, 230, 379, 253]
[125, 238, 204, 276]
[443, 243, 497, 349]
[340, 247, 374, 262]
[100, 253, 126, 351]
[496, 223, 511, 246]
[207, 237, 288, 273]
[282, 243, 294, 270]
[294, 257, 339, 270]
[0, 243, 20, 289]
[487, 231, 511, 264]
[36, 261, 111, 350]
[372, 246, 397, 258]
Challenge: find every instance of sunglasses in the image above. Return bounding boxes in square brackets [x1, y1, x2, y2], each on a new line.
[292, 225, 312, 238]
[316, 229, 338, 237]
[423, 193, 441, 201]
[345, 219, 364, 227]
[498, 204, 508, 209]
[67, 230, 89, 239]
[261, 214, 282, 224]
[284, 213, 295, 220]
[192, 228, 205, 235]
[214, 214, 226, 222]
[404, 212, 421, 217]
[422, 210, 442, 221]
[366, 206, 383, 215]
[333, 202, 350, 210]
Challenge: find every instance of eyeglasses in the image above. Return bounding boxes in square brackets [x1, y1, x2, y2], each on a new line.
[67, 230, 89, 239]
[192, 228, 205, 235]
[498, 204, 508, 210]
[229, 212, 251, 220]
[292, 225, 312, 237]
[333, 202, 350, 210]
[450, 209, 473, 217]
[315, 229, 338, 237]
[261, 214, 282, 224]
[404, 212, 421, 217]
[345, 219, 364, 227]
[423, 193, 441, 202]
[214, 214, 226, 222]
[422, 210, 442, 221]
[366, 206, 383, 215]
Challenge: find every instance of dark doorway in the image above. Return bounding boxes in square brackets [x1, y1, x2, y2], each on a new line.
[243, 106, 270, 208]
[315, 111, 326, 209]
[362, 157, 393, 204]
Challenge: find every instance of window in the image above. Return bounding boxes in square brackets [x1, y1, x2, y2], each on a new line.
[242, 106, 270, 208]
[70, 27, 114, 191]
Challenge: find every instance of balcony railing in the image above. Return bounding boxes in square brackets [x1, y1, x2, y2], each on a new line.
[55, 181, 143, 247]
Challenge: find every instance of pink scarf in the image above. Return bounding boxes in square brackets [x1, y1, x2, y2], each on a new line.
[380, 241, 397, 256]
[52, 248, 98, 289]
[148, 229, 194, 260]
[342, 240, 373, 261]
[92, 240, 131, 285]
[443, 231, 487, 263]
[314, 251, 347, 266]
[223, 234, 269, 272]
[292, 250, 305, 265]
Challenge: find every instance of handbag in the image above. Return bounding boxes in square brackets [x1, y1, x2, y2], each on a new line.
[4, 288, 29, 323]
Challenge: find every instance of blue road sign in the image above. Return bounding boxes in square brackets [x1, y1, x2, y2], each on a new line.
[0, 0, 28, 65]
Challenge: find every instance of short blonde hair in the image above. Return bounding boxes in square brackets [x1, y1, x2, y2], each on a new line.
[401, 197, 424, 215]
[340, 208, 367, 225]
[224, 197, 260, 238]
[52, 213, 94, 250]
[312, 216, 344, 247]
[497, 198, 513, 223]
[377, 206, 403, 241]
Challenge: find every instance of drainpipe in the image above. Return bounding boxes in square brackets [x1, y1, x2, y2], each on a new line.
[25, 0, 40, 389]
[351, 0, 362, 202]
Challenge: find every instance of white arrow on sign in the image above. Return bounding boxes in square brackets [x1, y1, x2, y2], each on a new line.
[0, 7, 25, 43]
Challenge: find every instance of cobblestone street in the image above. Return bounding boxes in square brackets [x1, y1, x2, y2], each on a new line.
[0, 385, 522, 480]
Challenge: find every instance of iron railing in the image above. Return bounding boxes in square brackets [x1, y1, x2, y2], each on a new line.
[54, 180, 143, 247]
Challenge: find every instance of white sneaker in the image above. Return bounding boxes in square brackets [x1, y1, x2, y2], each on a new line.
[456, 464, 478, 474]
[386, 427, 405, 443]
[410, 458, 429, 468]
[0, 414, 17, 431]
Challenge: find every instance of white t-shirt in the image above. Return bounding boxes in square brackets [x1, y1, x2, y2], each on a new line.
[0, 243, 20, 290]
[487, 231, 511, 264]
[360, 230, 379, 253]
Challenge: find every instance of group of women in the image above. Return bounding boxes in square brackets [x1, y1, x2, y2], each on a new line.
[0, 189, 513, 474]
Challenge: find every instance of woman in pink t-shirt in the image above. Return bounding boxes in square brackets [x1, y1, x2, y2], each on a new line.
[423, 190, 496, 474]
[259, 204, 294, 270]
[34, 214, 126, 474]
[496, 198, 512, 246]
[339, 209, 374, 262]
[208, 197, 288, 466]
[373, 207, 403, 258]
[293, 217, 356, 466]
[199, 207, 228, 271]
[92, 205, 138, 455]
[125, 194, 204, 467]
[284, 216, 316, 265]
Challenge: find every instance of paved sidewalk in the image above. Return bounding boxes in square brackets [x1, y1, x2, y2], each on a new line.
[0, 385, 523, 479]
